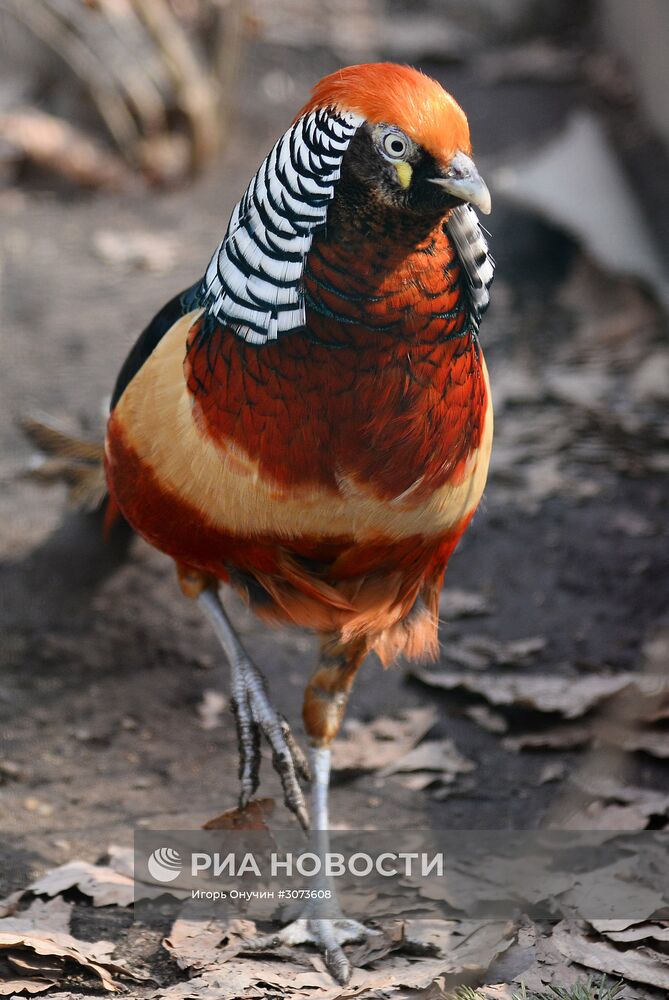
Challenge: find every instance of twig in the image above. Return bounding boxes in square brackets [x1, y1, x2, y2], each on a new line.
[132, 0, 222, 170]
[0, 107, 134, 189]
[0, 0, 143, 161]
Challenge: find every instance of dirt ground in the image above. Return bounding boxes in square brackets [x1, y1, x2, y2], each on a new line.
[0, 8, 668, 998]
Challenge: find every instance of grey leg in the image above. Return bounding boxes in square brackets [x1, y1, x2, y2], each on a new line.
[197, 587, 310, 830]
[244, 743, 378, 985]
[311, 745, 331, 830]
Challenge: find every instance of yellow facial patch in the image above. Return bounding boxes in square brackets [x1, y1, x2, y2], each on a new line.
[395, 162, 412, 189]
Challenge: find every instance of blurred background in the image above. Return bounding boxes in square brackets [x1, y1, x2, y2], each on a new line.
[0, 1, 668, 994]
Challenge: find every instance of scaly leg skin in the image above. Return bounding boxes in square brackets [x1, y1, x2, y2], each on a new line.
[245, 745, 380, 985]
[197, 588, 311, 830]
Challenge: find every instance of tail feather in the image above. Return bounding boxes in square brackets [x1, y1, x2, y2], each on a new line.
[20, 417, 107, 513]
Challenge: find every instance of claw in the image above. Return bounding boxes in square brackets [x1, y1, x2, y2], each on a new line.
[229, 660, 310, 829]
[196, 590, 310, 829]
[230, 696, 260, 806]
[280, 715, 312, 784]
[243, 917, 375, 985]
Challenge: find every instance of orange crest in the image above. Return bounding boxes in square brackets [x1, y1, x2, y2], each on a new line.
[298, 62, 471, 165]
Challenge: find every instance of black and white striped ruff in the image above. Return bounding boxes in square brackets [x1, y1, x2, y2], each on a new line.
[201, 108, 363, 344]
[446, 205, 495, 328]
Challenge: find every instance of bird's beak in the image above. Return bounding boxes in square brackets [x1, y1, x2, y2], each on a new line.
[428, 151, 492, 215]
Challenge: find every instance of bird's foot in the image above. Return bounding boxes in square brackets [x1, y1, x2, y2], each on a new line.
[230, 658, 311, 830]
[244, 916, 379, 985]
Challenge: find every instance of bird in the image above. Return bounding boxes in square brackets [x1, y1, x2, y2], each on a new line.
[25, 62, 494, 984]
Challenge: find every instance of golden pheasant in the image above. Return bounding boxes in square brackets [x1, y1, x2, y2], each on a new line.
[33, 63, 495, 982]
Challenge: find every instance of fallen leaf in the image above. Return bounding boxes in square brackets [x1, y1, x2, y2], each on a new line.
[159, 919, 516, 998]
[395, 772, 438, 791]
[465, 704, 508, 734]
[381, 739, 475, 781]
[197, 689, 228, 731]
[557, 772, 669, 828]
[0, 897, 72, 935]
[0, 974, 57, 995]
[0, 899, 140, 993]
[560, 800, 654, 830]
[619, 727, 669, 758]
[106, 845, 134, 879]
[439, 588, 491, 619]
[333, 707, 438, 772]
[439, 636, 546, 671]
[503, 725, 592, 751]
[0, 891, 22, 919]
[557, 856, 666, 923]
[537, 761, 566, 784]
[571, 774, 669, 818]
[411, 667, 645, 719]
[552, 919, 669, 989]
[590, 919, 669, 945]
[27, 860, 134, 907]
[202, 798, 275, 831]
[163, 917, 255, 971]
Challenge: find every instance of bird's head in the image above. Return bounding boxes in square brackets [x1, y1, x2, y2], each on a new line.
[200, 62, 492, 343]
[299, 62, 491, 218]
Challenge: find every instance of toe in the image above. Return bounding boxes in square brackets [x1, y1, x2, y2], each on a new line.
[325, 944, 352, 985]
[317, 922, 353, 985]
[280, 715, 312, 783]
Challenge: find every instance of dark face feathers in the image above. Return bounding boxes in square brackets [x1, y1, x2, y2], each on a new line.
[339, 123, 464, 219]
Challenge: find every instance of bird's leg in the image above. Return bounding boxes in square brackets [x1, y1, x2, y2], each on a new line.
[196, 586, 311, 830]
[245, 635, 378, 985]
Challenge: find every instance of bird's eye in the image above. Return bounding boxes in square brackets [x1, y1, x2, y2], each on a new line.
[381, 130, 409, 160]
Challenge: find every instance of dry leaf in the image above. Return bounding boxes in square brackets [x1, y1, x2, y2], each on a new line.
[560, 800, 655, 830]
[0, 897, 72, 935]
[503, 725, 592, 751]
[440, 636, 546, 671]
[557, 856, 666, 923]
[333, 707, 438, 772]
[27, 860, 134, 907]
[0, 923, 136, 992]
[381, 739, 475, 780]
[106, 845, 134, 879]
[439, 588, 490, 619]
[0, 975, 57, 995]
[590, 919, 669, 945]
[7, 952, 64, 975]
[619, 727, 669, 758]
[202, 798, 274, 831]
[0, 891, 22, 920]
[159, 919, 516, 998]
[571, 774, 669, 817]
[552, 919, 669, 989]
[164, 917, 255, 971]
[537, 761, 566, 784]
[465, 704, 508, 734]
[411, 667, 644, 718]
[197, 689, 228, 730]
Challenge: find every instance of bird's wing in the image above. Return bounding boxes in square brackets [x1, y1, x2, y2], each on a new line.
[110, 281, 200, 410]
